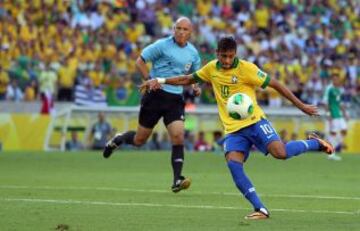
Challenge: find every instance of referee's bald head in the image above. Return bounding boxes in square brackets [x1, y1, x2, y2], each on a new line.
[173, 17, 193, 47]
[174, 17, 192, 28]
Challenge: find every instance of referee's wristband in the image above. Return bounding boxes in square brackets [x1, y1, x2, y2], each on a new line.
[156, 78, 166, 84]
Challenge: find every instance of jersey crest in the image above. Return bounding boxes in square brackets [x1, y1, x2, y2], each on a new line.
[231, 75, 238, 84]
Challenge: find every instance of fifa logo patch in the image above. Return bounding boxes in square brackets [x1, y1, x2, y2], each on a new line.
[257, 70, 267, 79]
[231, 75, 238, 84]
[184, 63, 192, 72]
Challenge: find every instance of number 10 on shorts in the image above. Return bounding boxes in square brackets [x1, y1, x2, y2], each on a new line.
[260, 124, 273, 135]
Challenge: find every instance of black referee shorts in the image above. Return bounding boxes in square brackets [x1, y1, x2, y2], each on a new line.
[139, 90, 185, 129]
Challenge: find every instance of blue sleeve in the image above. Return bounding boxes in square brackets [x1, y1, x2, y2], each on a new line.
[190, 52, 201, 73]
[141, 41, 163, 63]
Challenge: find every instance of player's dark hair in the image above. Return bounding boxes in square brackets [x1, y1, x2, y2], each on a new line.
[217, 36, 237, 52]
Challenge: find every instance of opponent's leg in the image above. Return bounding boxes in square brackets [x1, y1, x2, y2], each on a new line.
[327, 118, 343, 160]
[328, 132, 339, 151]
[327, 132, 342, 161]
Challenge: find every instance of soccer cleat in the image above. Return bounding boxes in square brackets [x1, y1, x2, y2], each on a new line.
[327, 153, 342, 161]
[308, 133, 334, 155]
[103, 133, 123, 158]
[171, 176, 191, 193]
[244, 208, 270, 220]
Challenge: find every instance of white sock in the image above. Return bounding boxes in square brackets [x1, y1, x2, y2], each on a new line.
[328, 134, 338, 151]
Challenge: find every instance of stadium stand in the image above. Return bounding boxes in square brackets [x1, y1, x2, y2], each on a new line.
[0, 0, 358, 109]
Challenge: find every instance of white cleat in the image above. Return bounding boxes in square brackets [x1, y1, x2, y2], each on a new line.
[327, 153, 342, 161]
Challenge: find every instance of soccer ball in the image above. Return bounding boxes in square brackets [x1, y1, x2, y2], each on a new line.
[226, 93, 254, 120]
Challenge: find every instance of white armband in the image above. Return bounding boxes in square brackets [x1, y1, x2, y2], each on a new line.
[156, 78, 166, 84]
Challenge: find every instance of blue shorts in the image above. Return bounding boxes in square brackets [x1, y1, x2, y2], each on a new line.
[224, 118, 280, 161]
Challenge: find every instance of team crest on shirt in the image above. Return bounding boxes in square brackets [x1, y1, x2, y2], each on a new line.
[231, 75, 238, 84]
[184, 63, 192, 72]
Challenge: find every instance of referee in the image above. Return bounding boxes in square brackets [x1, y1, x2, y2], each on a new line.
[103, 17, 201, 193]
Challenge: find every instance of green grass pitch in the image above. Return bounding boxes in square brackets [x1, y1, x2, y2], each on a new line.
[0, 151, 359, 231]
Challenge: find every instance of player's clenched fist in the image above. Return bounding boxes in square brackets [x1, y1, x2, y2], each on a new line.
[139, 79, 163, 93]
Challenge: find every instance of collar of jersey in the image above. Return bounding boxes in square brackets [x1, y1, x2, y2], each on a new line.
[216, 57, 239, 70]
[172, 36, 188, 47]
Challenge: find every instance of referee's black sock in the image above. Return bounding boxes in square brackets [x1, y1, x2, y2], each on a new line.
[114, 131, 136, 145]
[171, 145, 184, 183]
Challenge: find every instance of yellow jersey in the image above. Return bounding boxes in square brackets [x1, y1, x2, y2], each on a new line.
[194, 58, 270, 134]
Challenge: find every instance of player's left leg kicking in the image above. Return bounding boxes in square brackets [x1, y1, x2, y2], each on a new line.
[224, 119, 334, 220]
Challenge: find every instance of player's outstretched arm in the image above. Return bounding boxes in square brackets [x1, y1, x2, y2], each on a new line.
[139, 74, 196, 92]
[268, 78, 319, 116]
[162, 74, 196, 85]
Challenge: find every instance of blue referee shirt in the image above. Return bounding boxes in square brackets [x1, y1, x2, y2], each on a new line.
[141, 36, 201, 95]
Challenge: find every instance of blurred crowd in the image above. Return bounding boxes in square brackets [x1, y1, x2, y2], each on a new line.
[0, 0, 359, 111]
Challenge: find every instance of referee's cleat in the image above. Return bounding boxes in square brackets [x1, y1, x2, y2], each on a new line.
[308, 133, 334, 154]
[103, 133, 123, 158]
[171, 176, 191, 193]
[245, 208, 270, 220]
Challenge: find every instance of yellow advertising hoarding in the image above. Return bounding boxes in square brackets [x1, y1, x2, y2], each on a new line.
[0, 113, 359, 153]
[0, 114, 51, 151]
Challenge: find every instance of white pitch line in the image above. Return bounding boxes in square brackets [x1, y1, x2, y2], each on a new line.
[1, 185, 360, 201]
[0, 197, 357, 216]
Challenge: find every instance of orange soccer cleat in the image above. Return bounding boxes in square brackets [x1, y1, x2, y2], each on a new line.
[308, 133, 334, 155]
[244, 208, 270, 220]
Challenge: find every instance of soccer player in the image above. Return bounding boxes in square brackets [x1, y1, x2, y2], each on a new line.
[103, 17, 201, 193]
[140, 36, 334, 220]
[323, 74, 348, 161]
